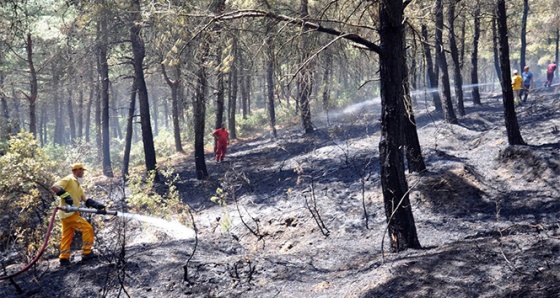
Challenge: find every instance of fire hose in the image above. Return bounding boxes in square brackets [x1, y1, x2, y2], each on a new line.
[0, 206, 117, 281]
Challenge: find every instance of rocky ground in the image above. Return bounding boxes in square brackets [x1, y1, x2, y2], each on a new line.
[1, 88, 559, 298]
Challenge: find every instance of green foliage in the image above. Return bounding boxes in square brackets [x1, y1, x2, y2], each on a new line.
[43, 139, 98, 177]
[209, 187, 232, 232]
[0, 132, 59, 259]
[236, 110, 272, 137]
[125, 168, 191, 226]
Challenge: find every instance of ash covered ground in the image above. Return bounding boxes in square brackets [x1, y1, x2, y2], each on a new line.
[1, 89, 559, 298]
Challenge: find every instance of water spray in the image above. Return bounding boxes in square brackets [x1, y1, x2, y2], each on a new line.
[0, 204, 194, 282]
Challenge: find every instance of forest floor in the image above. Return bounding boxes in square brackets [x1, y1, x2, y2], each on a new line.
[1, 87, 560, 298]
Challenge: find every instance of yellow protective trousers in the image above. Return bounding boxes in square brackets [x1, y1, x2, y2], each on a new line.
[59, 212, 94, 259]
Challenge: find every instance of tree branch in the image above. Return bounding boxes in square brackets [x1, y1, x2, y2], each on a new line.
[181, 9, 382, 55]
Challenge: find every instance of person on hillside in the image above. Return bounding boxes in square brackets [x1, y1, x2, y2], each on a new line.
[511, 69, 523, 106]
[51, 163, 106, 267]
[545, 61, 557, 87]
[212, 123, 229, 162]
[519, 66, 533, 103]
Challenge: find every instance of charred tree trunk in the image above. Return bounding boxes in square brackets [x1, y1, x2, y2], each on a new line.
[519, 0, 529, 71]
[492, 16, 502, 79]
[435, 0, 458, 124]
[123, 80, 137, 181]
[25, 34, 37, 137]
[228, 35, 238, 140]
[496, 0, 526, 146]
[162, 63, 185, 153]
[298, 0, 314, 134]
[470, 4, 482, 105]
[448, 0, 465, 116]
[421, 24, 442, 112]
[97, 5, 114, 177]
[379, 0, 421, 252]
[130, 0, 158, 177]
[193, 44, 209, 180]
[265, 23, 277, 138]
[322, 51, 331, 114]
[240, 51, 249, 120]
[403, 86, 426, 173]
[212, 0, 226, 130]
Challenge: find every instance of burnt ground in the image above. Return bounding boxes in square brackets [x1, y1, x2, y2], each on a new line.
[1, 88, 560, 298]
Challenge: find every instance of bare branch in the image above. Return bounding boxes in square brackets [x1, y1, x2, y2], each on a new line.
[181, 9, 382, 55]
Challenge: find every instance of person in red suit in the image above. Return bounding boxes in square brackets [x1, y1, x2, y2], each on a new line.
[212, 123, 229, 162]
[546, 61, 557, 87]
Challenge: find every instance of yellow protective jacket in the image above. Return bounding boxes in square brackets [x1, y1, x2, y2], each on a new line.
[54, 174, 85, 219]
[512, 74, 523, 91]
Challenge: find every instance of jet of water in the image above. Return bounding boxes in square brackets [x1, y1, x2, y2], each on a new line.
[118, 212, 195, 240]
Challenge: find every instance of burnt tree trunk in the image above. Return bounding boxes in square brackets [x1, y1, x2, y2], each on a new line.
[519, 0, 529, 71]
[298, 0, 314, 134]
[495, 0, 526, 146]
[123, 79, 137, 181]
[228, 35, 238, 140]
[421, 24, 442, 112]
[130, 0, 158, 177]
[265, 21, 277, 138]
[492, 16, 502, 79]
[162, 63, 185, 153]
[470, 4, 482, 105]
[379, 0, 421, 252]
[193, 43, 209, 180]
[435, 0, 458, 124]
[25, 34, 37, 137]
[97, 4, 114, 177]
[448, 0, 465, 116]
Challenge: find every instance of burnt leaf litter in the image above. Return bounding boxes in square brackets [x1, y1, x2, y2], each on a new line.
[1, 89, 559, 297]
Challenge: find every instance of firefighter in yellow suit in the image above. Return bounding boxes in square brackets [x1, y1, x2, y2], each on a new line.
[511, 70, 523, 106]
[51, 163, 105, 267]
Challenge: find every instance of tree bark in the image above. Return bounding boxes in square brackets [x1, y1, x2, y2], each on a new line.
[470, 4, 482, 105]
[495, 0, 526, 146]
[448, 0, 465, 116]
[194, 43, 209, 180]
[298, 0, 314, 134]
[97, 4, 114, 177]
[212, 0, 226, 130]
[435, 0, 458, 124]
[492, 16, 502, 79]
[123, 79, 137, 181]
[161, 63, 185, 153]
[520, 0, 529, 71]
[25, 34, 37, 137]
[240, 51, 249, 120]
[379, 0, 421, 252]
[265, 22, 277, 138]
[130, 0, 158, 177]
[228, 35, 238, 140]
[421, 24, 442, 112]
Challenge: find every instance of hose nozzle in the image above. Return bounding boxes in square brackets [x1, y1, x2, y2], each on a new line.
[59, 205, 118, 216]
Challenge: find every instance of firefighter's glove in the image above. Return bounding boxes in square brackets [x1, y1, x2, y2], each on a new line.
[56, 189, 73, 206]
[86, 199, 106, 210]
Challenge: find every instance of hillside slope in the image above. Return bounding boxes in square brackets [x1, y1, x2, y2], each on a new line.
[1, 90, 559, 298]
